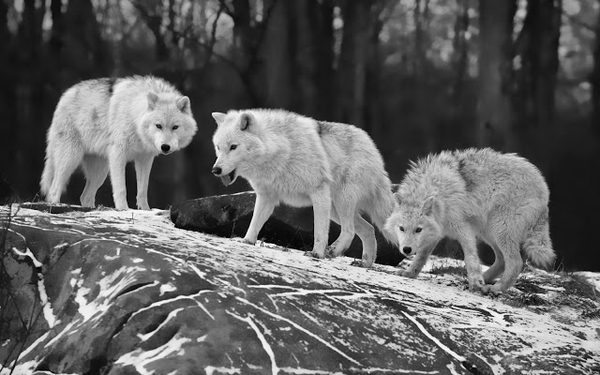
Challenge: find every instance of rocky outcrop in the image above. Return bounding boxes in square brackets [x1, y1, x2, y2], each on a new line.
[1, 203, 599, 375]
[169, 191, 405, 266]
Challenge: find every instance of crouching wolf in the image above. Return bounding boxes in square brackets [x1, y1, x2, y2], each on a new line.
[40, 76, 197, 210]
[211, 109, 398, 267]
[385, 148, 555, 293]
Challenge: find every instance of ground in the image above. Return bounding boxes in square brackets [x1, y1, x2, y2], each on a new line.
[0, 204, 599, 375]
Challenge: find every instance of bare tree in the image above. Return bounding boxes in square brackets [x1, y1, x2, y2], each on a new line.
[513, 0, 562, 157]
[336, 0, 372, 128]
[477, 0, 516, 150]
[132, 0, 170, 62]
[592, 0, 600, 139]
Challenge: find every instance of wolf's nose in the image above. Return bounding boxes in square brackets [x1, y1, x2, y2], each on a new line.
[161, 144, 171, 153]
[212, 167, 222, 176]
[402, 246, 412, 255]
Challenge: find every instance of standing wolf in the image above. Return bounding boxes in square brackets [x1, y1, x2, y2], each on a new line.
[385, 148, 555, 293]
[211, 109, 397, 267]
[40, 76, 197, 210]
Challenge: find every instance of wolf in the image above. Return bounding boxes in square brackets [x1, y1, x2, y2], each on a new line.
[385, 148, 555, 293]
[40, 75, 197, 210]
[210, 109, 398, 267]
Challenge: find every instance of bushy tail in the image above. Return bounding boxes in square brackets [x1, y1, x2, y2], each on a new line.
[523, 206, 556, 270]
[366, 185, 398, 247]
[40, 145, 54, 197]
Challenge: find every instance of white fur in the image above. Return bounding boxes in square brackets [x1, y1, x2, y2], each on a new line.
[40, 76, 197, 209]
[211, 109, 398, 267]
[385, 148, 555, 294]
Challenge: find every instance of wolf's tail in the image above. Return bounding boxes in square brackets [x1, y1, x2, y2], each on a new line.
[523, 206, 556, 270]
[366, 184, 398, 247]
[40, 144, 54, 197]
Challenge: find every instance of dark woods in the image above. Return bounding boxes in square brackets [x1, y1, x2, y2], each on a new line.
[0, 0, 599, 271]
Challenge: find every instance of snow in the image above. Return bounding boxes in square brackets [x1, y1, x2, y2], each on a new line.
[114, 334, 192, 375]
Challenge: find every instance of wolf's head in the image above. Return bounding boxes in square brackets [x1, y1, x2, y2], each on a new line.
[140, 92, 197, 155]
[385, 195, 444, 257]
[211, 111, 265, 186]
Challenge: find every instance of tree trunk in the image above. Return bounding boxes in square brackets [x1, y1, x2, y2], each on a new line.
[231, 0, 252, 66]
[336, 0, 371, 128]
[365, 2, 387, 140]
[452, 0, 470, 104]
[414, 0, 434, 150]
[291, 1, 336, 119]
[476, 0, 516, 150]
[132, 0, 170, 63]
[65, 0, 111, 76]
[259, 0, 296, 109]
[314, 0, 335, 120]
[513, 0, 561, 161]
[0, 0, 17, 187]
[448, 0, 471, 147]
[50, 0, 64, 57]
[592, 0, 600, 139]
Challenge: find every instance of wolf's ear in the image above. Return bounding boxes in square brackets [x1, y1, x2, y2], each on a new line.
[212, 112, 226, 126]
[422, 196, 442, 218]
[177, 96, 191, 114]
[239, 113, 254, 131]
[147, 92, 159, 110]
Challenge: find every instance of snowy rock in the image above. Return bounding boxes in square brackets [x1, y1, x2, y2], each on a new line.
[170, 191, 405, 266]
[1, 203, 599, 375]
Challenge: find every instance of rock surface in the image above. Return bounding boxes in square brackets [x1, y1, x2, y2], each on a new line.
[170, 191, 405, 266]
[1, 203, 599, 375]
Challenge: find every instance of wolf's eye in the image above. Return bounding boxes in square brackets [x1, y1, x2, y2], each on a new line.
[172, 125, 179, 130]
[230, 144, 238, 151]
[415, 228, 422, 233]
[399, 226, 405, 232]
[156, 124, 163, 130]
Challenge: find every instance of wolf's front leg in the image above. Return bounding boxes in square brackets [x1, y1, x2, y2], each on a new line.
[399, 243, 435, 278]
[134, 155, 155, 210]
[244, 192, 277, 245]
[456, 230, 484, 291]
[308, 184, 332, 259]
[108, 147, 129, 210]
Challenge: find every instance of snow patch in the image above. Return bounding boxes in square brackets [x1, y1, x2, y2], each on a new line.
[159, 283, 177, 296]
[115, 334, 191, 374]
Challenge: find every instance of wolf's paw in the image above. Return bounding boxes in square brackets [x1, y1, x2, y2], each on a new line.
[397, 269, 418, 278]
[305, 250, 325, 259]
[325, 246, 336, 258]
[349, 259, 372, 268]
[480, 283, 505, 295]
[468, 274, 486, 291]
[231, 237, 255, 245]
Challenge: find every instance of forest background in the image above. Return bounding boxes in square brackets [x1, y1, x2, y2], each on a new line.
[1, 0, 599, 272]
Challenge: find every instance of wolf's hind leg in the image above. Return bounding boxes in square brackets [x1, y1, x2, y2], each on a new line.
[80, 155, 108, 207]
[328, 199, 357, 258]
[47, 143, 83, 204]
[354, 214, 377, 268]
[483, 243, 505, 284]
[482, 230, 523, 294]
